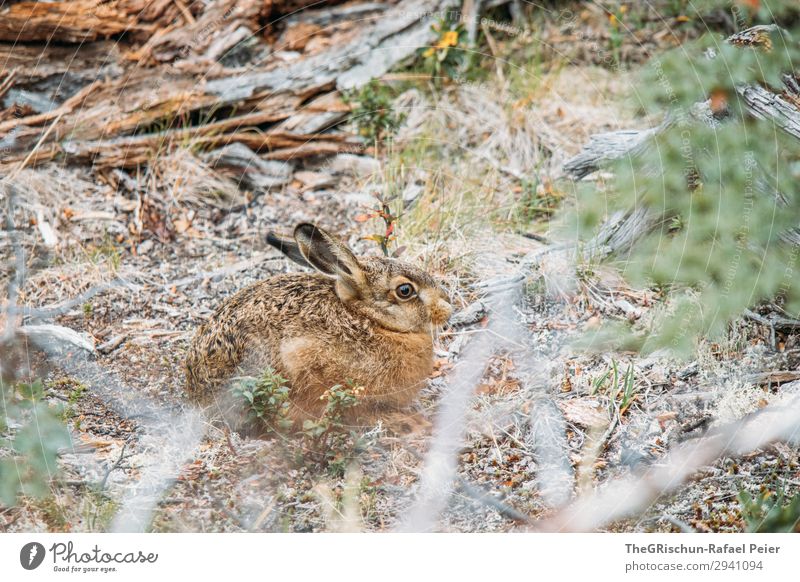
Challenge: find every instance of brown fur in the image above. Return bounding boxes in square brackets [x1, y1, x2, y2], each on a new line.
[185, 224, 452, 429]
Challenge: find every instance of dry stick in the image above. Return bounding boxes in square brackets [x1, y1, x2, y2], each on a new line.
[744, 309, 778, 349]
[480, 20, 506, 85]
[18, 278, 140, 320]
[172, 0, 196, 25]
[0, 67, 18, 100]
[745, 308, 800, 333]
[6, 109, 66, 180]
[531, 394, 800, 532]
[99, 441, 131, 492]
[454, 476, 532, 525]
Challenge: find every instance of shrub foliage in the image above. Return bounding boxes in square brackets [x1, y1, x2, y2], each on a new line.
[567, 25, 800, 354]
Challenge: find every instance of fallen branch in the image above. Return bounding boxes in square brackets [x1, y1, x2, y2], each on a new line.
[99, 441, 132, 492]
[17, 278, 141, 321]
[19, 324, 96, 354]
[0, 0, 455, 179]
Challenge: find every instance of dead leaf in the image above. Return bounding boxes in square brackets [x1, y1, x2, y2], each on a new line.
[173, 218, 192, 234]
[559, 399, 609, 429]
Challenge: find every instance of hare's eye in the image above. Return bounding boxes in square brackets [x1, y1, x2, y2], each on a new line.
[396, 283, 415, 300]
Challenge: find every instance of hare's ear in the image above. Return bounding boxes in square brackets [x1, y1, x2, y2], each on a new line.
[293, 223, 365, 295]
[267, 231, 314, 270]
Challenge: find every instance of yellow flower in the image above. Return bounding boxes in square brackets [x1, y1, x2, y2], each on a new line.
[422, 47, 435, 58]
[437, 30, 459, 49]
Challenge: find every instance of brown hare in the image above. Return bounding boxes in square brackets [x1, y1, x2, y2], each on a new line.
[185, 223, 452, 431]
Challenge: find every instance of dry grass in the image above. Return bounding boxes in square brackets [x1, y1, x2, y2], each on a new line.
[150, 147, 245, 209]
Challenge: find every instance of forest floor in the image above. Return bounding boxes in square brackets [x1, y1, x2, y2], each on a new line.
[2, 1, 800, 533]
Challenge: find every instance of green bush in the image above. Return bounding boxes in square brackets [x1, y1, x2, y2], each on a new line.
[566, 25, 800, 355]
[231, 371, 365, 476]
[689, 0, 800, 25]
[739, 487, 800, 532]
[343, 80, 405, 143]
[417, 18, 468, 85]
[0, 378, 71, 506]
[230, 368, 293, 431]
[300, 381, 366, 477]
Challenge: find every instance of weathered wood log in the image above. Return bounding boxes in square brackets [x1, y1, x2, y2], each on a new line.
[55, 129, 359, 169]
[563, 127, 662, 181]
[737, 83, 800, 140]
[281, 2, 387, 27]
[0, 42, 124, 113]
[130, 0, 264, 64]
[203, 143, 294, 191]
[0, 0, 150, 43]
[0, 0, 455, 176]
[0, 0, 265, 44]
[202, 0, 458, 96]
[581, 206, 664, 259]
[0, 0, 377, 47]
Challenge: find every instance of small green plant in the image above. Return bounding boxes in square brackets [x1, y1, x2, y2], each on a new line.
[43, 377, 88, 423]
[343, 80, 405, 144]
[607, 5, 626, 68]
[302, 381, 363, 441]
[67, 382, 87, 405]
[689, 0, 799, 26]
[231, 371, 367, 475]
[301, 380, 365, 474]
[666, 0, 690, 18]
[0, 377, 71, 506]
[88, 234, 122, 271]
[738, 487, 800, 532]
[418, 18, 467, 85]
[591, 360, 638, 415]
[230, 368, 293, 432]
[509, 178, 564, 227]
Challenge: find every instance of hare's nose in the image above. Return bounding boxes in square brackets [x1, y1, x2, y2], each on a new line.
[438, 299, 453, 319]
[432, 298, 453, 325]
